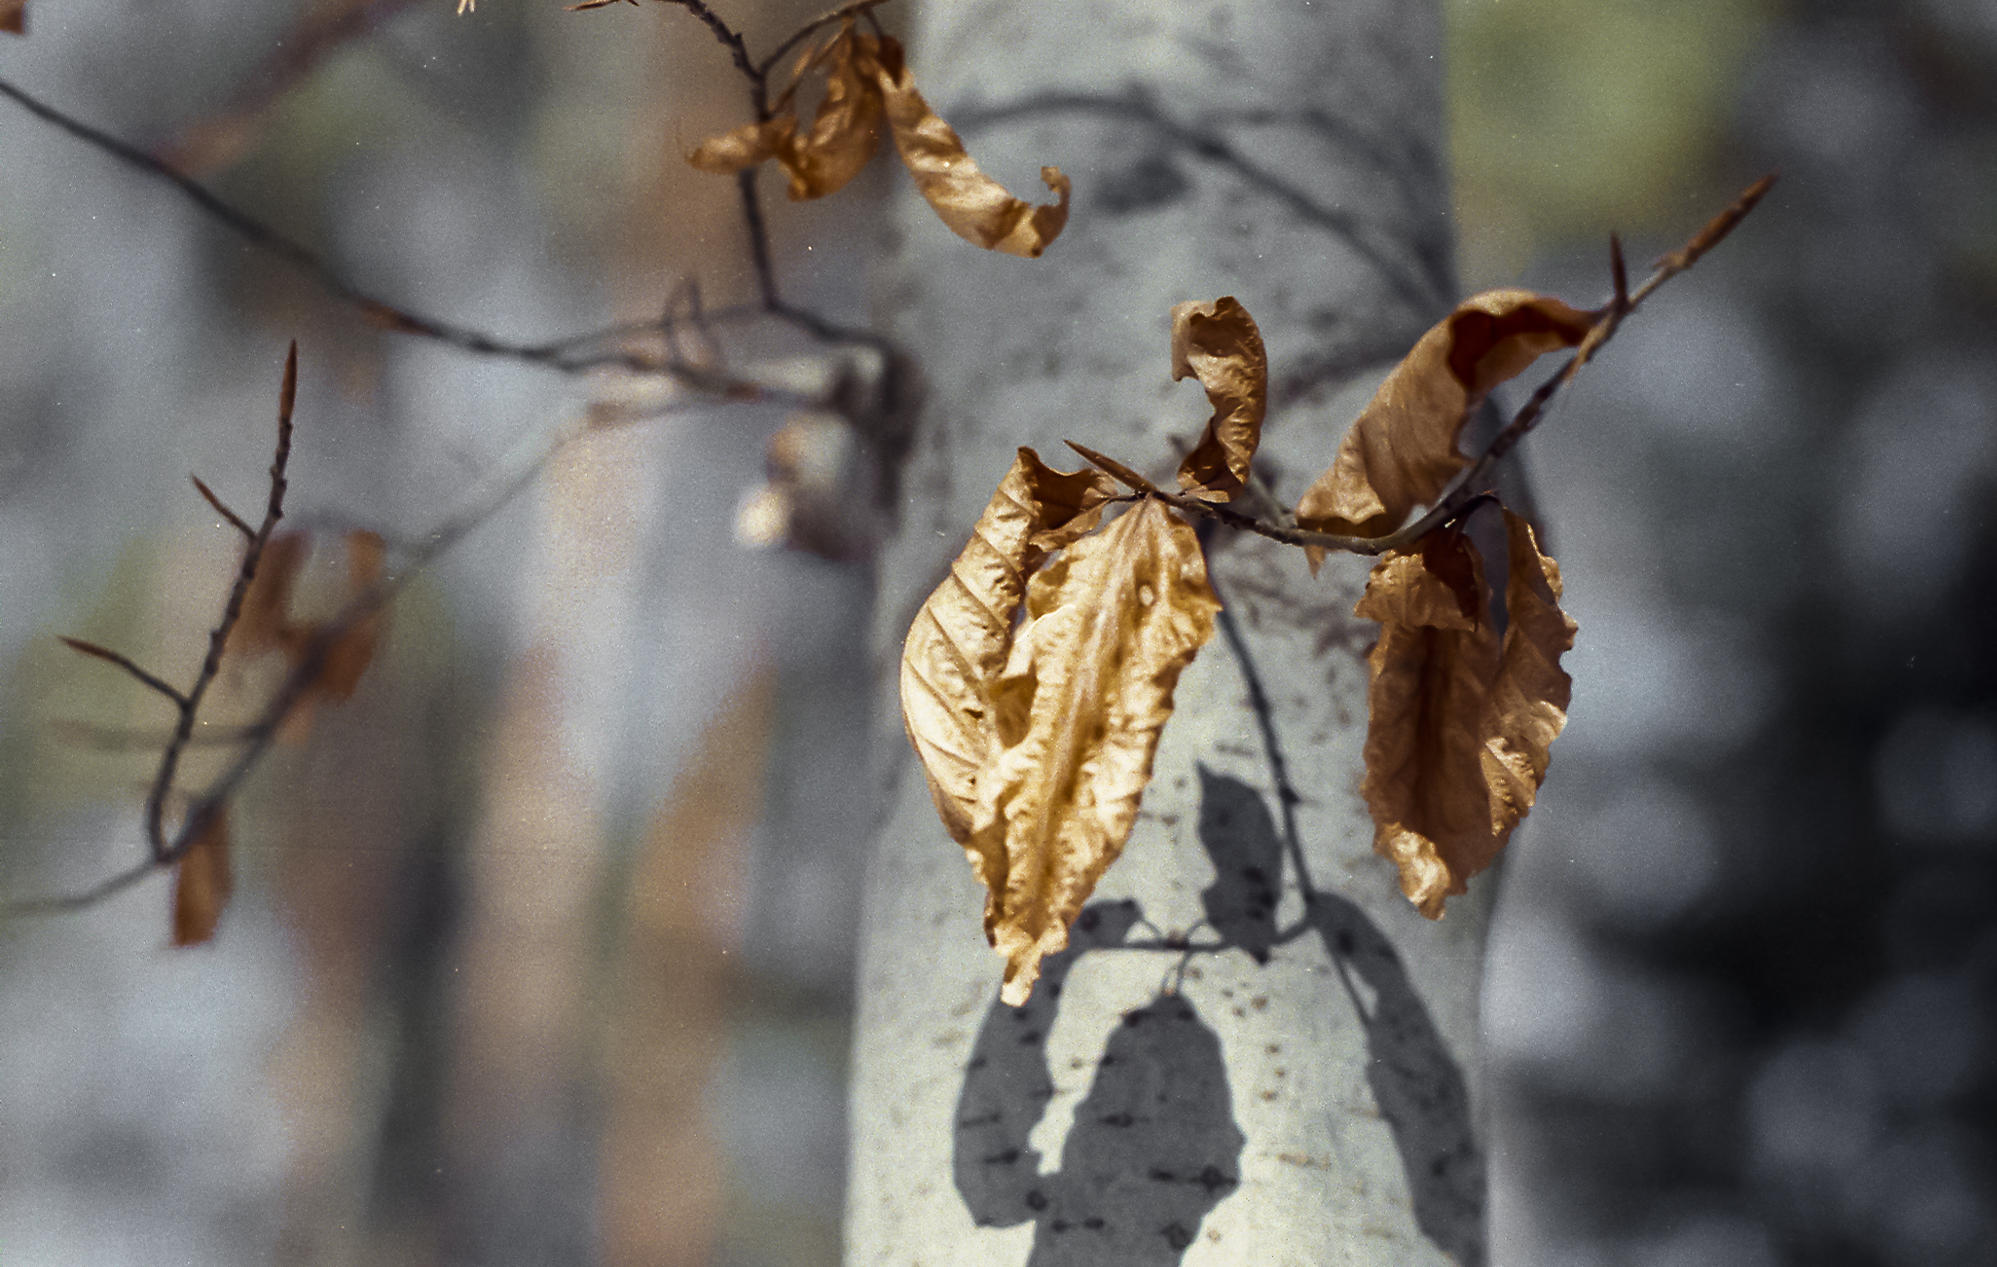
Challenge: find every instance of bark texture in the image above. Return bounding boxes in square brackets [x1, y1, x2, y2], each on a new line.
[849, 2, 1493, 1263]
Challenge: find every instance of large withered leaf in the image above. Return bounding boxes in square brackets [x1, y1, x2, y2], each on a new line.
[1355, 512, 1574, 918]
[172, 808, 233, 947]
[869, 38, 1070, 257]
[970, 498, 1220, 1004]
[1297, 291, 1595, 538]
[1171, 296, 1268, 502]
[900, 449, 1117, 846]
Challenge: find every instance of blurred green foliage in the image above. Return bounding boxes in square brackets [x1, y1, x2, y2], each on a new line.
[1446, 0, 1777, 282]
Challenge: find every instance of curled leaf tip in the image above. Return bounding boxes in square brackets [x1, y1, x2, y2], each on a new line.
[873, 37, 1071, 257]
[1298, 290, 1592, 539]
[1170, 296, 1268, 502]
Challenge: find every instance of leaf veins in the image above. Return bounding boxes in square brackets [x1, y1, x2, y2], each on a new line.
[900, 449, 1117, 846]
[969, 498, 1219, 1004]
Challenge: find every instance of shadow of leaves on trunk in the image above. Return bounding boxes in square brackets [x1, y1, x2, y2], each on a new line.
[1203, 765, 1487, 1267]
[955, 901, 1244, 1264]
[950, 769, 1484, 1266]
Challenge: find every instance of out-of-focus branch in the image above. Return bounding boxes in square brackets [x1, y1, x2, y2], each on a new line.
[3, 357, 655, 921]
[157, 0, 428, 173]
[0, 73, 889, 384]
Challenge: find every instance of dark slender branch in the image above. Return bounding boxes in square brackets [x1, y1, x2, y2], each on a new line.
[658, 0, 761, 110]
[142, 343, 296, 862]
[756, 0, 895, 80]
[5, 395, 615, 919]
[57, 638, 187, 707]
[1084, 174, 1778, 562]
[0, 76, 884, 386]
[736, 168, 783, 310]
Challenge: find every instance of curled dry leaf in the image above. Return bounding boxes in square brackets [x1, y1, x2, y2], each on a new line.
[686, 24, 885, 201]
[172, 808, 233, 946]
[1171, 297, 1268, 502]
[901, 449, 1118, 844]
[870, 38, 1070, 257]
[778, 25, 886, 200]
[313, 529, 386, 702]
[229, 529, 385, 709]
[686, 116, 798, 177]
[1356, 511, 1574, 918]
[1297, 290, 1595, 539]
[682, 27, 1070, 255]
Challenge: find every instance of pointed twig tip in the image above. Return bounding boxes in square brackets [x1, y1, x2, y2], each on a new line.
[278, 342, 298, 423]
[190, 474, 255, 539]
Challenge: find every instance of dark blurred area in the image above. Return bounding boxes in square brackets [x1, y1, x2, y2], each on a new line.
[0, 1, 1992, 1265]
[1454, 2, 1997, 1264]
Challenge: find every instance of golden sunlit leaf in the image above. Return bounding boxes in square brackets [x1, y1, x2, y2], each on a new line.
[1355, 512, 1574, 918]
[687, 116, 798, 176]
[1170, 296, 1268, 502]
[969, 498, 1220, 1004]
[869, 38, 1070, 257]
[901, 449, 1118, 845]
[1296, 290, 1595, 539]
[2, 1, 27, 36]
[772, 24, 885, 200]
[172, 808, 233, 947]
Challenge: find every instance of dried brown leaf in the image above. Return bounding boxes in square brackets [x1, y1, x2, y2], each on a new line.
[1171, 297, 1268, 502]
[172, 808, 233, 947]
[901, 449, 1118, 845]
[1355, 512, 1574, 918]
[970, 499, 1220, 1003]
[1297, 291, 1595, 539]
[869, 37, 1070, 257]
[231, 530, 308, 656]
[687, 116, 798, 176]
[311, 529, 385, 702]
[2, 1, 26, 36]
[773, 24, 885, 200]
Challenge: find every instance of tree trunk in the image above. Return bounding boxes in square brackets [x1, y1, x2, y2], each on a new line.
[846, 2, 1494, 1263]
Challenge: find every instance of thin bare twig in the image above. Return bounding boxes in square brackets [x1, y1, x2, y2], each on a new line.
[0, 77, 885, 381]
[57, 638, 187, 707]
[1080, 173, 1778, 560]
[190, 476, 256, 540]
[142, 343, 296, 862]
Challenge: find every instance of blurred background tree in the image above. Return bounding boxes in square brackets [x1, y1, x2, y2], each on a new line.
[0, 1, 1992, 1265]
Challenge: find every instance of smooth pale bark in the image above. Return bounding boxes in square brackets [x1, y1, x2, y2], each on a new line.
[848, 2, 1493, 1264]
